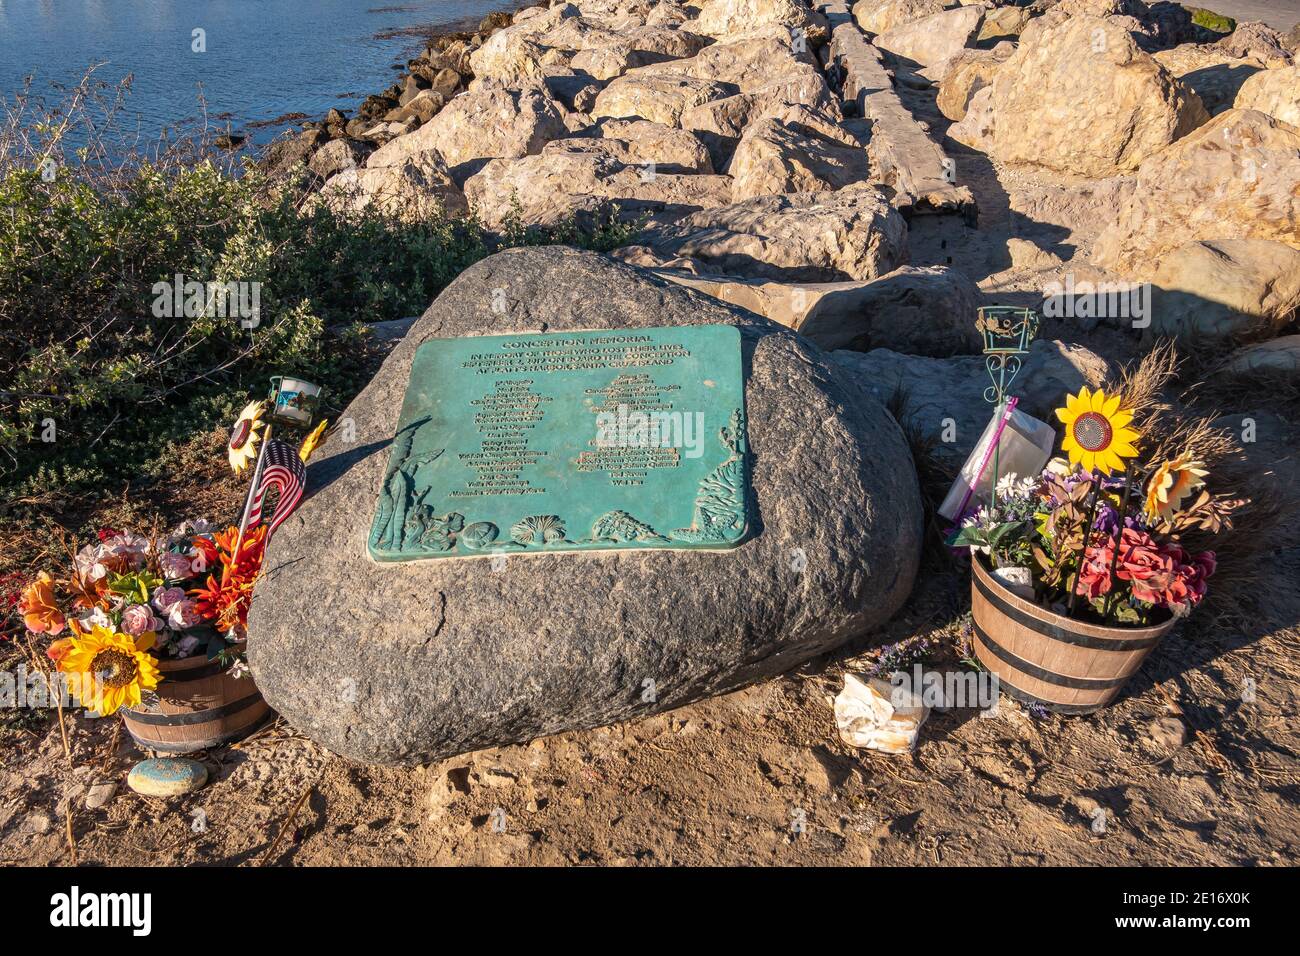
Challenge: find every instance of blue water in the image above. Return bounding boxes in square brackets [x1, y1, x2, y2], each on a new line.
[0, 0, 517, 144]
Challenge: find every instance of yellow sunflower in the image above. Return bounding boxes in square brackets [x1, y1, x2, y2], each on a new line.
[56, 624, 161, 716]
[298, 419, 329, 462]
[1055, 386, 1140, 475]
[228, 400, 266, 473]
[1145, 454, 1208, 522]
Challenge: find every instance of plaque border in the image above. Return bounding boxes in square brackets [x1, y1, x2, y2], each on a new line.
[366, 326, 750, 563]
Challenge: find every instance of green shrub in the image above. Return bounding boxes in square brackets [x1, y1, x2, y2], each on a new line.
[0, 75, 641, 506]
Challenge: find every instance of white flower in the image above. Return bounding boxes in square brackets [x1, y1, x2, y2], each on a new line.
[78, 607, 111, 630]
[995, 472, 1021, 497]
[228, 660, 249, 679]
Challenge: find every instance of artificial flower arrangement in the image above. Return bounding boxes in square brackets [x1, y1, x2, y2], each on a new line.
[949, 371, 1241, 627]
[18, 522, 269, 714]
[16, 386, 330, 717]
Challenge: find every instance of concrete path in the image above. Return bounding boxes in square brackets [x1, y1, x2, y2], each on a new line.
[1199, 1, 1300, 31]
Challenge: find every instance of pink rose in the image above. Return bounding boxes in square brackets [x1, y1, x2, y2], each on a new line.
[151, 586, 186, 613]
[165, 599, 201, 630]
[160, 552, 193, 581]
[121, 603, 162, 637]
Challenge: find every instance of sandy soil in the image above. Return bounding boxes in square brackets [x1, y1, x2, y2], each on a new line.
[3, 555, 1298, 866]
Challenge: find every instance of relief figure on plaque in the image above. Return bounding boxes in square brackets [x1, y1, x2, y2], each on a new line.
[372, 416, 444, 552]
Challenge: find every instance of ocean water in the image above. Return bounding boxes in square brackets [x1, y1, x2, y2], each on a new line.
[0, 0, 518, 145]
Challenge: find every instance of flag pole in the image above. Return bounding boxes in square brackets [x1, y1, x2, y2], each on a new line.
[226, 421, 272, 586]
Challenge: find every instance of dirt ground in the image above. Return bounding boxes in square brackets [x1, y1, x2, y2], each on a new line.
[3, 56, 1299, 868]
[3, 554, 1298, 867]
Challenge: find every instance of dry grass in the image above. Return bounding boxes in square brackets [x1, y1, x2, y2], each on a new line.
[1109, 342, 1300, 630]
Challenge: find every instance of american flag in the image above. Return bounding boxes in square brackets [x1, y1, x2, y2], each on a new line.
[248, 438, 306, 536]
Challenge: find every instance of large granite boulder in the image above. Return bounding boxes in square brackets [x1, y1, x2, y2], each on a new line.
[1152, 44, 1263, 116]
[615, 186, 909, 282]
[690, 0, 829, 44]
[797, 265, 983, 356]
[548, 118, 715, 172]
[1216, 335, 1300, 380]
[370, 86, 567, 181]
[593, 72, 735, 126]
[464, 149, 732, 228]
[1148, 239, 1300, 342]
[1093, 109, 1300, 273]
[726, 106, 870, 199]
[248, 247, 924, 765]
[951, 15, 1210, 177]
[853, 0, 951, 36]
[1234, 65, 1300, 128]
[936, 43, 1015, 121]
[874, 5, 985, 69]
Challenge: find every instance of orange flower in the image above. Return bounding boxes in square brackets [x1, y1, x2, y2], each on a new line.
[190, 525, 267, 632]
[18, 572, 65, 635]
[46, 637, 74, 662]
[67, 566, 110, 610]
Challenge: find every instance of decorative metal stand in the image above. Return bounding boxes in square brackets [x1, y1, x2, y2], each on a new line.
[975, 306, 1040, 510]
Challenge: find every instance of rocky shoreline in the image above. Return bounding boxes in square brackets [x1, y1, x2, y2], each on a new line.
[259, 0, 1298, 388]
[259, 4, 544, 179]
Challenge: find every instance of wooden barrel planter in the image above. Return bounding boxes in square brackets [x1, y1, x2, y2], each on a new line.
[121, 642, 272, 753]
[970, 558, 1177, 714]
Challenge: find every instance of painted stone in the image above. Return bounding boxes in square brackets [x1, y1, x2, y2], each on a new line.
[126, 758, 209, 797]
[368, 325, 749, 561]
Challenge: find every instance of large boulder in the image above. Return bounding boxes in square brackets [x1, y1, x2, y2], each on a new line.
[691, 0, 829, 44]
[320, 154, 468, 219]
[1216, 336, 1300, 380]
[616, 186, 909, 282]
[635, 24, 824, 92]
[248, 247, 924, 765]
[464, 149, 732, 228]
[874, 5, 985, 69]
[1093, 109, 1300, 273]
[679, 74, 839, 169]
[1214, 21, 1295, 67]
[371, 86, 567, 180]
[853, 0, 951, 36]
[1234, 65, 1300, 128]
[796, 265, 983, 356]
[1148, 239, 1300, 342]
[1152, 44, 1263, 115]
[568, 26, 712, 80]
[831, 340, 1115, 466]
[951, 16, 1210, 177]
[593, 72, 735, 125]
[936, 43, 1014, 120]
[550, 118, 714, 172]
[726, 106, 870, 199]
[1021, 0, 1193, 52]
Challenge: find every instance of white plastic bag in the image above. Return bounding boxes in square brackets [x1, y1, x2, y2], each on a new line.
[939, 399, 1056, 522]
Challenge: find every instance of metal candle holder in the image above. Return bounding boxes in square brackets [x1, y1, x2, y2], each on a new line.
[976, 306, 1040, 511]
[977, 306, 1040, 408]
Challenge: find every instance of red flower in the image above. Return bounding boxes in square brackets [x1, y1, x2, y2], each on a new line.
[1075, 534, 1118, 601]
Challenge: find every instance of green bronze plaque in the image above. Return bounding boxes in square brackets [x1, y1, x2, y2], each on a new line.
[368, 325, 750, 561]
